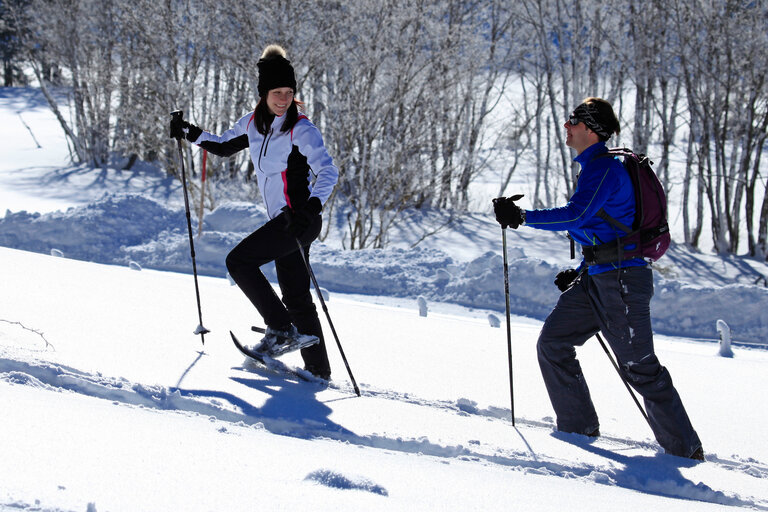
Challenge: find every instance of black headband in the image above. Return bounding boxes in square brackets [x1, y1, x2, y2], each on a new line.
[571, 103, 612, 140]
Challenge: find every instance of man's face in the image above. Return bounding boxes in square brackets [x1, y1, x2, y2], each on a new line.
[564, 115, 597, 154]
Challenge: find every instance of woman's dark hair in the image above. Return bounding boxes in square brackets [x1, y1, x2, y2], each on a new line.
[254, 97, 305, 135]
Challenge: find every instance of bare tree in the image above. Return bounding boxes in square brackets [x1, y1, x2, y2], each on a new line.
[11, 0, 768, 257]
[673, 0, 768, 255]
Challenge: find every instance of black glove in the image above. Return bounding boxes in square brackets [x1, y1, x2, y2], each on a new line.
[169, 117, 202, 142]
[554, 268, 580, 292]
[492, 194, 525, 229]
[284, 197, 322, 238]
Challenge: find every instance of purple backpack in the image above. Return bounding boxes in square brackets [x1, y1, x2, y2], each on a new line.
[587, 148, 670, 264]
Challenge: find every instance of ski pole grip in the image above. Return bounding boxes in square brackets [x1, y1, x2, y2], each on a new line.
[170, 110, 185, 140]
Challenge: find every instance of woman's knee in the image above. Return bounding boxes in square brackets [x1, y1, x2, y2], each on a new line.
[225, 248, 245, 275]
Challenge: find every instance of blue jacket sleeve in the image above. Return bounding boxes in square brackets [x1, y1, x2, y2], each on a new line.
[525, 162, 618, 232]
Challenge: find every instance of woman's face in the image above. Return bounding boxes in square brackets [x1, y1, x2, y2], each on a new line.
[266, 87, 294, 117]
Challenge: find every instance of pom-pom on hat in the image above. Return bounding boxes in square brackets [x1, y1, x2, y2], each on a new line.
[257, 45, 297, 97]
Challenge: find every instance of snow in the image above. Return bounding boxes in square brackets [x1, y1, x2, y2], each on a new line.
[2, 193, 767, 345]
[1, 88, 768, 511]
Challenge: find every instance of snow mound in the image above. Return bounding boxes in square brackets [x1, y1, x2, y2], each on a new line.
[0, 192, 766, 344]
[0, 193, 185, 262]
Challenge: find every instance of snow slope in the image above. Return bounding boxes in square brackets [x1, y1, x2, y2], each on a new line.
[2, 247, 767, 511]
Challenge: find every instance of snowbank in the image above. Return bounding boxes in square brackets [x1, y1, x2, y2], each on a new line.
[1, 192, 766, 344]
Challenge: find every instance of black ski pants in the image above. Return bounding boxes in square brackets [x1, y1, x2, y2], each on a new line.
[225, 211, 330, 374]
[536, 265, 702, 457]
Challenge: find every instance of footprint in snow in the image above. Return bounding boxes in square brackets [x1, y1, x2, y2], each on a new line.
[304, 469, 388, 496]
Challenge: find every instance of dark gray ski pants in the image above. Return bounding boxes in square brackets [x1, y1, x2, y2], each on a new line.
[537, 265, 702, 457]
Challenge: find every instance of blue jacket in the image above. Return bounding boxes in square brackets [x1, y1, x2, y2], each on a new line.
[524, 142, 646, 274]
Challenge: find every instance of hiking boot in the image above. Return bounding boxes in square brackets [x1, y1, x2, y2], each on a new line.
[265, 324, 320, 357]
[250, 324, 295, 354]
[586, 428, 600, 438]
[689, 446, 705, 461]
[251, 331, 278, 355]
[304, 364, 331, 381]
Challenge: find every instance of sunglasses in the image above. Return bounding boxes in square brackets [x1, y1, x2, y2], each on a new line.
[568, 115, 583, 126]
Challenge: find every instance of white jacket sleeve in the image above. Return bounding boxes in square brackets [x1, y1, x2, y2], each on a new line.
[292, 119, 339, 206]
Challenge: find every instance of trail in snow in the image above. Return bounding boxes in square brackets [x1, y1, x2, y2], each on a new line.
[2, 349, 766, 510]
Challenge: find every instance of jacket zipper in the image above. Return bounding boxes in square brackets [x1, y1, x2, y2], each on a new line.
[257, 128, 273, 171]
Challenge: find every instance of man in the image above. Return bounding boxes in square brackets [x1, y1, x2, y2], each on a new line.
[493, 97, 703, 460]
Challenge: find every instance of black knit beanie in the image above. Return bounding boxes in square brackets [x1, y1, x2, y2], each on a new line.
[257, 51, 296, 97]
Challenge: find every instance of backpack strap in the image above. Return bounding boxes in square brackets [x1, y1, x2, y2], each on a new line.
[596, 208, 632, 234]
[589, 150, 633, 234]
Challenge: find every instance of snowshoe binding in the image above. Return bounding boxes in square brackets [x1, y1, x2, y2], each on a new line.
[252, 324, 320, 357]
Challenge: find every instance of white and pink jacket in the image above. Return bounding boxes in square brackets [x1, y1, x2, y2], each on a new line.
[192, 111, 338, 219]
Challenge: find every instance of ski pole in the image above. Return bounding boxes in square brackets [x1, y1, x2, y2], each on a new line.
[170, 110, 210, 345]
[295, 238, 360, 396]
[197, 149, 207, 238]
[595, 332, 652, 429]
[502, 227, 515, 426]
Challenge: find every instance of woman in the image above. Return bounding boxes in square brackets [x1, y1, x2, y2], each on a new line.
[172, 45, 337, 379]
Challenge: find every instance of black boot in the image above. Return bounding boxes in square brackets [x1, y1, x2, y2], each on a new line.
[304, 364, 331, 380]
[689, 446, 705, 461]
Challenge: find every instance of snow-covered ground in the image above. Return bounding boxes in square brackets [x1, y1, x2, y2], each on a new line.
[1, 87, 768, 511]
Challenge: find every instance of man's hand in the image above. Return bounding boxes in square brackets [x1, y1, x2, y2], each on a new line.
[554, 268, 580, 292]
[492, 194, 525, 229]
